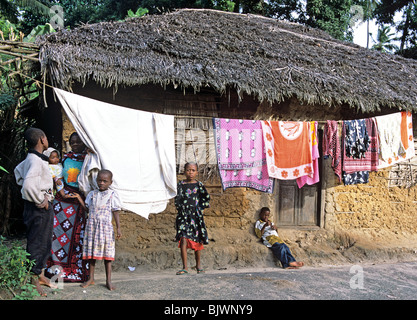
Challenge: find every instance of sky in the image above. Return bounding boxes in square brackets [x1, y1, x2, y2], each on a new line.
[352, 11, 404, 49]
[353, 19, 378, 48]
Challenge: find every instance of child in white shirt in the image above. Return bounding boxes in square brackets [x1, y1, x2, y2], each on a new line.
[255, 207, 304, 269]
[43, 147, 64, 196]
[14, 128, 55, 296]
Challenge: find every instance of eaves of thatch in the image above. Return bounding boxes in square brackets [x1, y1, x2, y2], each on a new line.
[37, 9, 417, 113]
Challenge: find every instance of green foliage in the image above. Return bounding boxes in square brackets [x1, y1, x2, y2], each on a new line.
[0, 236, 39, 300]
[14, 0, 51, 16]
[265, 0, 306, 22]
[135, 0, 213, 15]
[0, 19, 18, 39]
[372, 25, 399, 52]
[306, 0, 354, 41]
[17, 0, 51, 35]
[0, 6, 41, 237]
[23, 22, 56, 42]
[214, 0, 235, 12]
[375, 0, 417, 54]
[0, 159, 8, 173]
[0, 92, 17, 108]
[0, 0, 20, 23]
[126, 7, 149, 19]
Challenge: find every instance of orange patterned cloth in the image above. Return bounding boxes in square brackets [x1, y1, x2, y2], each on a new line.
[261, 121, 313, 180]
[376, 111, 415, 169]
[297, 121, 319, 187]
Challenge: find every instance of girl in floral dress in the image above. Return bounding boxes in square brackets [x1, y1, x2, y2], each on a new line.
[175, 162, 210, 275]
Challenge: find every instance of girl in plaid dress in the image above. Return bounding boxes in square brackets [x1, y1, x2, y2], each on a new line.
[79, 169, 122, 291]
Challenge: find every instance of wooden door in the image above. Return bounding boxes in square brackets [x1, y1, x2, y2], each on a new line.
[276, 180, 320, 226]
[275, 128, 323, 227]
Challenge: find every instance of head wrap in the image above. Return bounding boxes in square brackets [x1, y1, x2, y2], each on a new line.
[43, 147, 60, 159]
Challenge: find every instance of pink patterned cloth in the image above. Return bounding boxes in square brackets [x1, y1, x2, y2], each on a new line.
[214, 118, 274, 193]
[323, 120, 342, 182]
[297, 121, 319, 188]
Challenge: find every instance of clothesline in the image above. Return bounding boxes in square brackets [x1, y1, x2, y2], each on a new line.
[175, 114, 330, 122]
[174, 114, 375, 125]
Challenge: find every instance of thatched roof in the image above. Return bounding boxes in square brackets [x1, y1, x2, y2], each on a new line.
[38, 9, 417, 112]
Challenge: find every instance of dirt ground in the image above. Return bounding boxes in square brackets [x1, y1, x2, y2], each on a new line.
[36, 261, 417, 301]
[110, 225, 417, 274]
[1, 228, 416, 301]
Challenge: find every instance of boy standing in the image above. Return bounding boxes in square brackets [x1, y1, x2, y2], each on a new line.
[14, 127, 55, 296]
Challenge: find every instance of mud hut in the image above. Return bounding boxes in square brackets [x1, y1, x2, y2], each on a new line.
[37, 9, 417, 270]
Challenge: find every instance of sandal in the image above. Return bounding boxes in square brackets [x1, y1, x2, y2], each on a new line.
[176, 269, 188, 275]
[197, 268, 205, 274]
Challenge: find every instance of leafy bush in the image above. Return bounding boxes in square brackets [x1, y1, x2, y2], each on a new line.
[0, 236, 39, 300]
[125, 7, 148, 19]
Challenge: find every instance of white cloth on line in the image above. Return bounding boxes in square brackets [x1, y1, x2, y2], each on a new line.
[375, 111, 415, 169]
[375, 112, 405, 162]
[53, 88, 177, 219]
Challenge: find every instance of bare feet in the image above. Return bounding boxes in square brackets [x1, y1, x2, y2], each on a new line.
[32, 276, 47, 297]
[287, 261, 304, 269]
[39, 274, 58, 289]
[106, 281, 115, 291]
[81, 279, 95, 288]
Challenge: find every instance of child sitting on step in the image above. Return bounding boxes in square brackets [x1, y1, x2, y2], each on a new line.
[255, 207, 304, 269]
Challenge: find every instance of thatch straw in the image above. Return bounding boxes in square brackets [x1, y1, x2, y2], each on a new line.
[37, 9, 417, 112]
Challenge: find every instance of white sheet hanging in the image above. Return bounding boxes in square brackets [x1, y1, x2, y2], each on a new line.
[54, 88, 177, 219]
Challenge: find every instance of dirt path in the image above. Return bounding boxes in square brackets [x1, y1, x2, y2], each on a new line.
[39, 261, 417, 301]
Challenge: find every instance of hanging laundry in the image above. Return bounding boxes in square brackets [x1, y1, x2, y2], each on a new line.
[54, 88, 177, 219]
[213, 118, 274, 193]
[341, 119, 372, 186]
[297, 121, 319, 188]
[323, 120, 342, 182]
[377, 111, 415, 169]
[261, 121, 313, 180]
[400, 111, 410, 150]
[342, 118, 379, 174]
[375, 112, 406, 163]
[343, 171, 370, 185]
[343, 119, 370, 159]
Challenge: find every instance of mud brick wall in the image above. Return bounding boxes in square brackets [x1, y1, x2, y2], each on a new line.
[323, 157, 417, 239]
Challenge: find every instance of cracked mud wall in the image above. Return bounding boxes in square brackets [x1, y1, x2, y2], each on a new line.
[323, 157, 417, 245]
